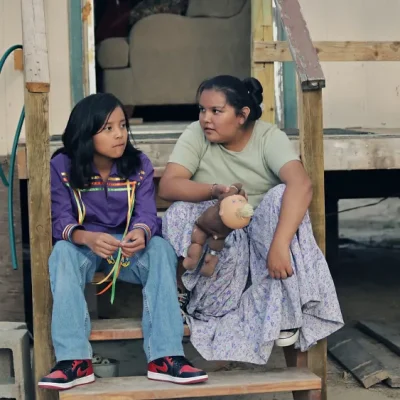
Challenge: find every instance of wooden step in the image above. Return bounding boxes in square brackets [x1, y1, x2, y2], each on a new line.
[92, 272, 111, 283]
[60, 368, 321, 400]
[90, 318, 190, 341]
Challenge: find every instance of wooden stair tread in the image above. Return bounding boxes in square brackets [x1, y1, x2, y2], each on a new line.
[92, 272, 110, 283]
[60, 368, 321, 399]
[90, 318, 190, 341]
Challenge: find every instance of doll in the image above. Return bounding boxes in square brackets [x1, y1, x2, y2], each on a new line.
[183, 183, 254, 277]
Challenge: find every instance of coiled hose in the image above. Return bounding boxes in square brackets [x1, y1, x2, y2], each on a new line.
[0, 44, 25, 270]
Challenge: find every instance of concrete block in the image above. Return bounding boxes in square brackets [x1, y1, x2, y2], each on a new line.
[0, 329, 33, 400]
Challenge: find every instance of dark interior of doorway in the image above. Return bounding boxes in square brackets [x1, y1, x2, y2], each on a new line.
[94, 0, 199, 123]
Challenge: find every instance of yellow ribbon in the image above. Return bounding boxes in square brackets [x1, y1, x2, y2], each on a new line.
[73, 179, 136, 303]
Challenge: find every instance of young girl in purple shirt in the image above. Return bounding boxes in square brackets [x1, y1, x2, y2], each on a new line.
[38, 93, 207, 390]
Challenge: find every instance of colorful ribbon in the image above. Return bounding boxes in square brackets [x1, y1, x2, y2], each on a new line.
[73, 180, 136, 303]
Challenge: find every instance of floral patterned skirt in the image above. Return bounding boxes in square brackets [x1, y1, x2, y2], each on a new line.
[162, 184, 344, 364]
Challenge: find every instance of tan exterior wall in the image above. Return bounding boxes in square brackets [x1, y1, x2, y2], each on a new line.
[0, 0, 71, 156]
[300, 0, 400, 128]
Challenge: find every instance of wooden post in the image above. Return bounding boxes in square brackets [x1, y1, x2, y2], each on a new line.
[251, 0, 275, 123]
[299, 90, 325, 251]
[299, 89, 327, 400]
[274, 0, 327, 399]
[21, 1, 56, 399]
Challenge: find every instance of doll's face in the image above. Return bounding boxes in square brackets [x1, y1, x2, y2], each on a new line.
[219, 195, 252, 230]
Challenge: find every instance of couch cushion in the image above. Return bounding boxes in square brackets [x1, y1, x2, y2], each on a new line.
[97, 38, 130, 69]
[186, 0, 246, 18]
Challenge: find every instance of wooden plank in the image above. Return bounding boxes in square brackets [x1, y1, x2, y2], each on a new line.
[153, 178, 172, 209]
[21, 1, 55, 399]
[17, 132, 400, 179]
[24, 90, 55, 399]
[13, 48, 24, 71]
[299, 90, 325, 252]
[60, 368, 321, 400]
[21, 0, 50, 93]
[284, 346, 308, 368]
[354, 323, 400, 388]
[90, 318, 190, 341]
[328, 327, 389, 388]
[254, 41, 400, 63]
[298, 88, 327, 399]
[16, 146, 28, 180]
[274, 0, 325, 90]
[357, 320, 400, 357]
[251, 0, 275, 123]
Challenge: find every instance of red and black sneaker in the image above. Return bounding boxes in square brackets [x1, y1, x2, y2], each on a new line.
[148, 356, 208, 384]
[38, 359, 95, 390]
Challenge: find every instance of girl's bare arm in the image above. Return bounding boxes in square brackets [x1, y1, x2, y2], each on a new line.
[159, 163, 217, 203]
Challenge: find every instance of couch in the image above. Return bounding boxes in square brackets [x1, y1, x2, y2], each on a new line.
[96, 0, 251, 107]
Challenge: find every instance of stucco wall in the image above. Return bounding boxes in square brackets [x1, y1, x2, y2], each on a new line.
[0, 0, 71, 156]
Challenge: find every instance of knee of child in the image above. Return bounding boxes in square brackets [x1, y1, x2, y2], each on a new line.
[50, 240, 75, 258]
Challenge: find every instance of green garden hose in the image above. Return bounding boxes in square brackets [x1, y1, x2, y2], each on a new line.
[0, 44, 24, 270]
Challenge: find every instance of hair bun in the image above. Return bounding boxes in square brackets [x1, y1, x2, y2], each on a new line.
[242, 77, 263, 120]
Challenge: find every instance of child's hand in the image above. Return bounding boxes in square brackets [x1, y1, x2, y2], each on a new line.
[121, 229, 146, 258]
[85, 232, 121, 259]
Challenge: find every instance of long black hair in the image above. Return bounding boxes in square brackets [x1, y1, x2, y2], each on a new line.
[197, 75, 264, 124]
[52, 93, 142, 189]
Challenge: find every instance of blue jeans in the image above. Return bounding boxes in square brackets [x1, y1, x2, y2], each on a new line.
[48, 235, 184, 363]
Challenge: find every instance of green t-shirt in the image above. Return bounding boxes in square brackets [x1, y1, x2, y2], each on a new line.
[168, 120, 300, 208]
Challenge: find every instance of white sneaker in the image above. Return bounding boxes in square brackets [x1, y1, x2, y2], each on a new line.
[275, 329, 299, 347]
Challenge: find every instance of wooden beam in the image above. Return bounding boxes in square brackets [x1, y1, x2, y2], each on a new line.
[90, 318, 191, 341]
[21, 0, 50, 93]
[299, 90, 325, 252]
[357, 320, 400, 357]
[328, 327, 389, 388]
[274, 0, 325, 90]
[254, 41, 400, 63]
[21, 1, 55, 400]
[13, 49, 24, 71]
[251, 0, 275, 123]
[298, 88, 327, 400]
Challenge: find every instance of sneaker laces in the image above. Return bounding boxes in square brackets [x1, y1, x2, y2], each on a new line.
[51, 360, 74, 373]
[169, 356, 193, 370]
